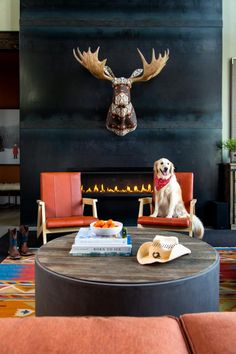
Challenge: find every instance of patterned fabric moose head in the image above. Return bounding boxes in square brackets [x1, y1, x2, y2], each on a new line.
[73, 47, 169, 136]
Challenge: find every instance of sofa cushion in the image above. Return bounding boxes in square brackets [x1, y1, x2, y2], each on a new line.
[180, 312, 236, 354]
[0, 316, 189, 354]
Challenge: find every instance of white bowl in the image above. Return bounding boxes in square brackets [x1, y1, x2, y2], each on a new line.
[90, 221, 123, 236]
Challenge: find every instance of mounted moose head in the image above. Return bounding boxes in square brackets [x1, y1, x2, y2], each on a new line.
[73, 47, 169, 136]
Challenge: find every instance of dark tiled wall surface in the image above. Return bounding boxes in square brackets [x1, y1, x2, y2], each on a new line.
[20, 0, 222, 225]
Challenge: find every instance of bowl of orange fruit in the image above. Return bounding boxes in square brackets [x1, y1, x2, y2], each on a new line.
[90, 219, 123, 236]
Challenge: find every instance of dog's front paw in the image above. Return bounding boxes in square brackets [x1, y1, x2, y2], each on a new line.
[166, 214, 173, 218]
[150, 213, 158, 218]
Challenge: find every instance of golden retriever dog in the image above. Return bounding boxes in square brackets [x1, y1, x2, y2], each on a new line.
[150, 158, 204, 239]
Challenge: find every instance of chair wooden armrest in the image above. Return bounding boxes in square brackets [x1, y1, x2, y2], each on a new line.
[138, 197, 152, 217]
[82, 198, 98, 218]
[36, 199, 46, 239]
[37, 199, 45, 206]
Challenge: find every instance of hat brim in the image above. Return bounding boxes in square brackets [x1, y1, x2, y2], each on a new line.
[137, 242, 191, 265]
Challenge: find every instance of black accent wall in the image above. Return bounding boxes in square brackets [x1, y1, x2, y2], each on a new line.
[20, 0, 222, 225]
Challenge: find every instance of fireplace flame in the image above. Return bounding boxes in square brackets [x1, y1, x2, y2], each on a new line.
[82, 183, 152, 193]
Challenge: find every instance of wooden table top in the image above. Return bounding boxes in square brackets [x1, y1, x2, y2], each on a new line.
[36, 227, 218, 284]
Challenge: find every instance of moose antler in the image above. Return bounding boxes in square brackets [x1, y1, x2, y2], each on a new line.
[130, 48, 169, 83]
[73, 46, 114, 81]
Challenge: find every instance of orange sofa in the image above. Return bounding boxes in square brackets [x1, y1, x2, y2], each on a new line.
[0, 312, 235, 354]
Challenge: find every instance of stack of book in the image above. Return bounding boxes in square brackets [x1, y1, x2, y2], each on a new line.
[69, 227, 132, 256]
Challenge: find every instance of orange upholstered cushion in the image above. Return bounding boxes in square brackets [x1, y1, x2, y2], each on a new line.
[46, 215, 97, 228]
[138, 216, 190, 227]
[180, 312, 236, 354]
[0, 316, 189, 354]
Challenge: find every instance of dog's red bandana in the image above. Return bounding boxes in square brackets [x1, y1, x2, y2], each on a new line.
[154, 176, 172, 191]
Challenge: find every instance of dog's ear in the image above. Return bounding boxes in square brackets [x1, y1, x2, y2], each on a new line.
[153, 160, 159, 175]
[170, 162, 175, 175]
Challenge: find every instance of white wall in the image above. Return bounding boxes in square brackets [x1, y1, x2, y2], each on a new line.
[223, 0, 236, 135]
[0, 0, 19, 31]
[222, 0, 236, 161]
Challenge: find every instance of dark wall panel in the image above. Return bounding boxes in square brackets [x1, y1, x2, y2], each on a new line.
[20, 0, 222, 226]
[0, 32, 19, 108]
[21, 27, 221, 128]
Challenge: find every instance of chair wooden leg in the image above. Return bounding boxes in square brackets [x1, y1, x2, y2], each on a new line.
[189, 226, 193, 237]
[37, 204, 42, 238]
[137, 224, 144, 228]
[43, 230, 47, 245]
[37, 225, 42, 238]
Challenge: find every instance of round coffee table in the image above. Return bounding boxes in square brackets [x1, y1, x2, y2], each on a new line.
[35, 227, 219, 316]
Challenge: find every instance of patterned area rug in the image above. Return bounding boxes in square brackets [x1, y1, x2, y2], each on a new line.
[0, 248, 236, 316]
[0, 251, 36, 317]
[217, 247, 236, 312]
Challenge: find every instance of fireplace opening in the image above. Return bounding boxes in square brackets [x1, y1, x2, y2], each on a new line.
[69, 168, 153, 224]
[81, 183, 152, 194]
[80, 168, 153, 198]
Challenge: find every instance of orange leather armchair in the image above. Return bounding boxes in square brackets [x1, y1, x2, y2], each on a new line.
[137, 172, 196, 237]
[37, 172, 98, 244]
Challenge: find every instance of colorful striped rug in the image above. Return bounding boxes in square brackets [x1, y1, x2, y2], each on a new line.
[0, 252, 36, 317]
[0, 248, 236, 317]
[216, 247, 236, 312]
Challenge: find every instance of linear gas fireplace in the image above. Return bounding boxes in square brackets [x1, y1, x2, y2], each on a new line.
[80, 168, 153, 198]
[68, 168, 153, 225]
[82, 183, 152, 194]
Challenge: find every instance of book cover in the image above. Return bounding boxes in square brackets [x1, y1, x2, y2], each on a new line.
[73, 235, 132, 248]
[70, 244, 132, 256]
[70, 251, 132, 257]
[74, 228, 130, 246]
[70, 244, 132, 253]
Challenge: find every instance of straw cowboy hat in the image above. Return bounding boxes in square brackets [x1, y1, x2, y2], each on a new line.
[137, 235, 191, 265]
